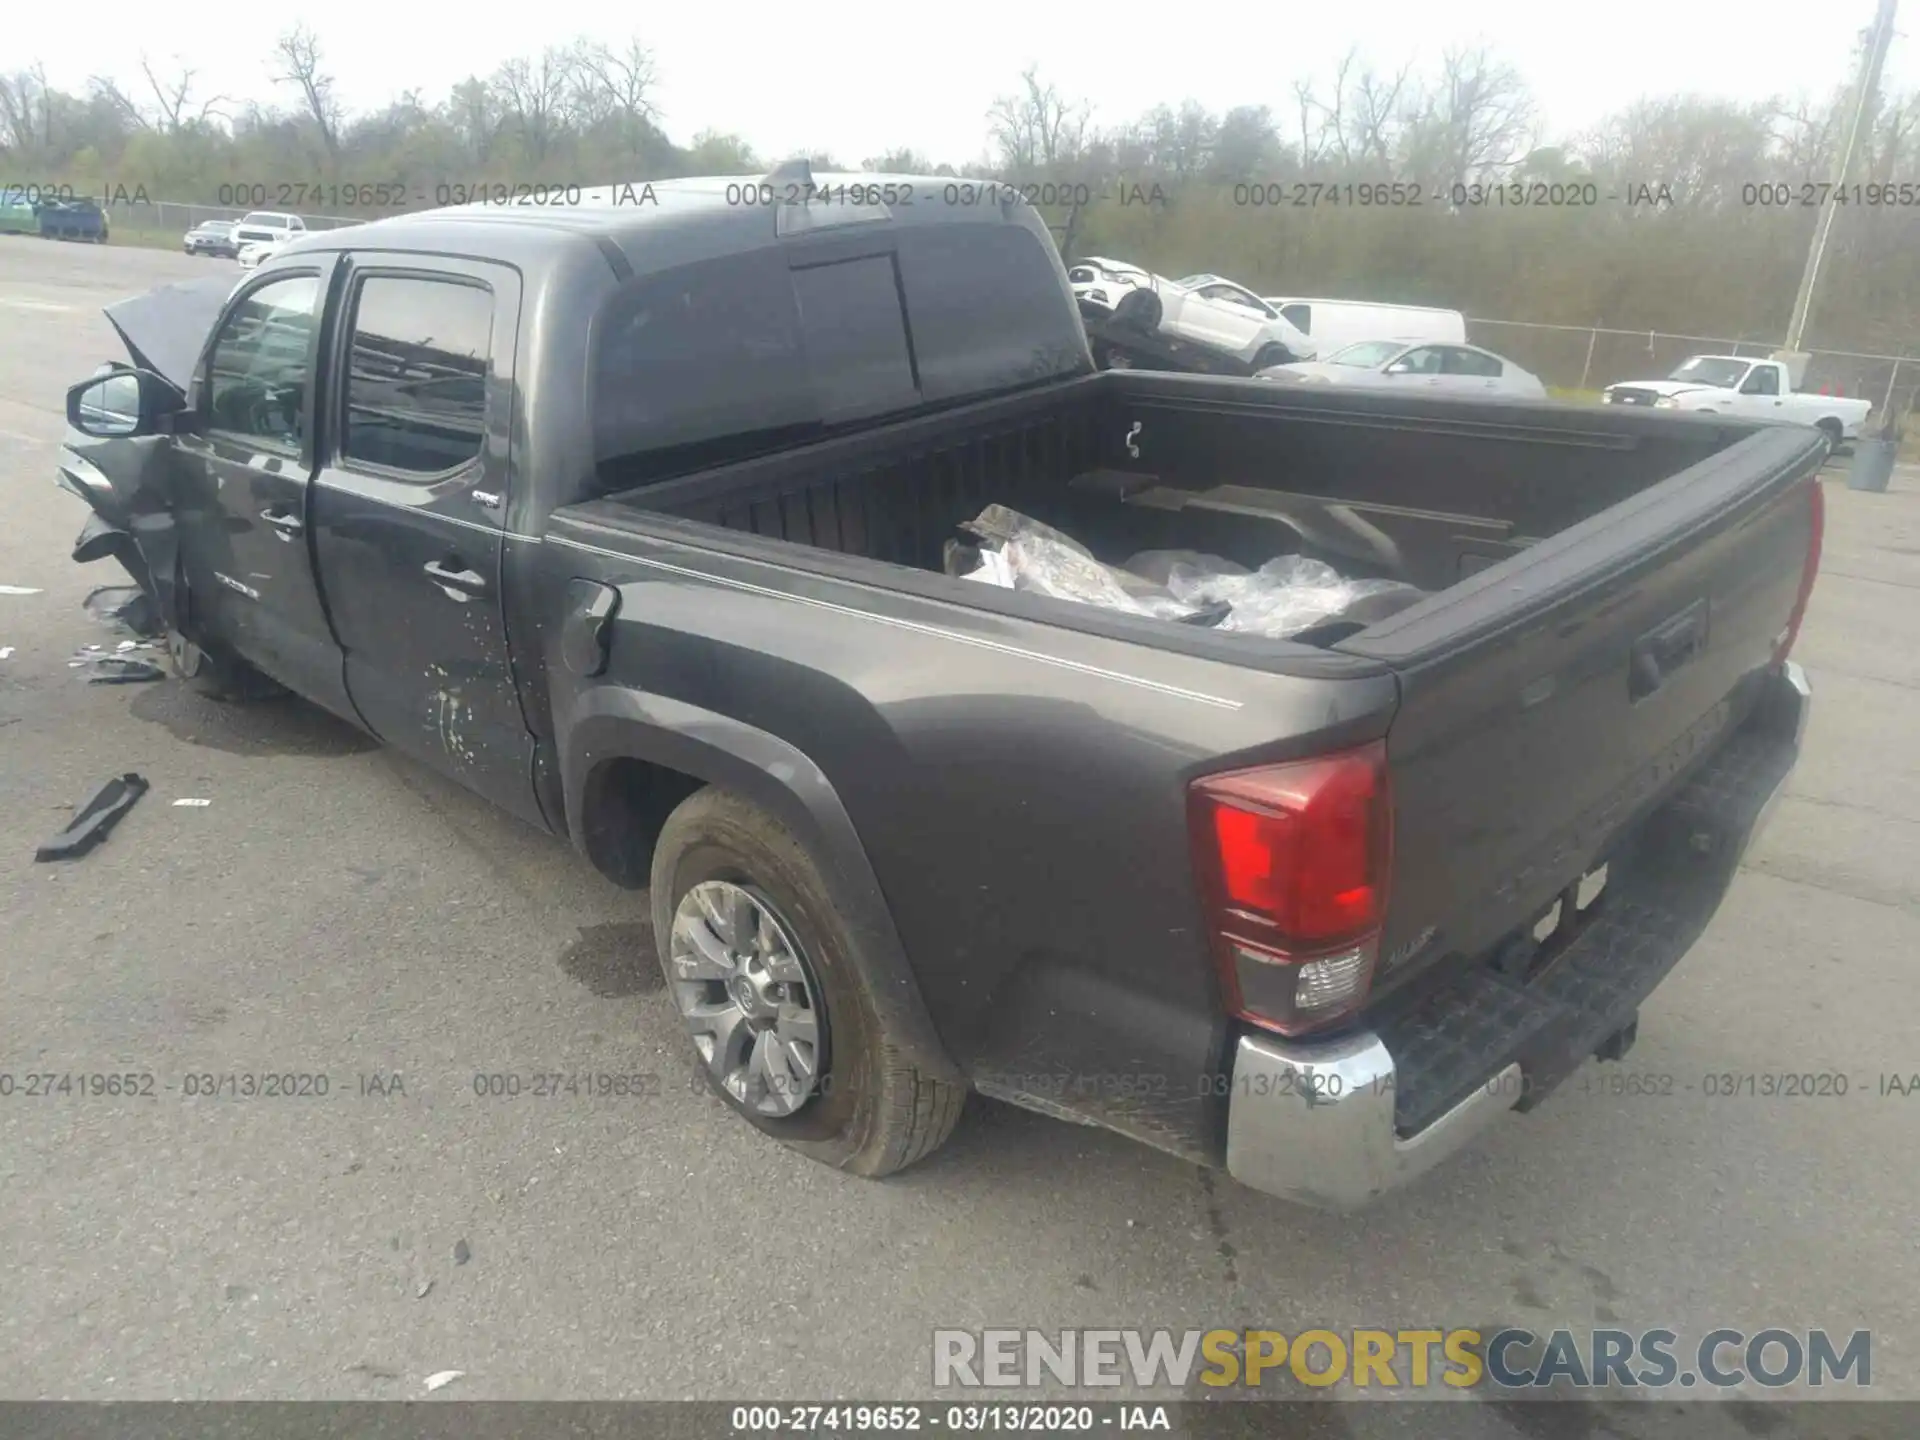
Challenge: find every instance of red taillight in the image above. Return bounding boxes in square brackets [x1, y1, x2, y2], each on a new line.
[1188, 741, 1393, 1037]
[1773, 477, 1824, 666]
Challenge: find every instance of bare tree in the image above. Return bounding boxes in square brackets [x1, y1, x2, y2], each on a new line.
[86, 75, 152, 132]
[273, 25, 342, 155]
[986, 66, 1089, 174]
[1402, 47, 1537, 184]
[570, 37, 657, 134]
[493, 48, 577, 163]
[1350, 61, 1414, 168]
[139, 57, 229, 132]
[0, 67, 53, 152]
[444, 77, 499, 166]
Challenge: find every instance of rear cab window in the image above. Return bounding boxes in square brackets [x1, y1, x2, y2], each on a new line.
[591, 211, 1086, 483]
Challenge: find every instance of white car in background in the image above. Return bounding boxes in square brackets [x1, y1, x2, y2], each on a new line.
[231, 211, 307, 266]
[1259, 339, 1549, 399]
[1067, 256, 1151, 312]
[1106, 271, 1318, 366]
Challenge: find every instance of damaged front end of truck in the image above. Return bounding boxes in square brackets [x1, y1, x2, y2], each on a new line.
[56, 274, 237, 640]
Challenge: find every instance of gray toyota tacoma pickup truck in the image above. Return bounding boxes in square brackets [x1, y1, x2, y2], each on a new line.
[59, 166, 1820, 1210]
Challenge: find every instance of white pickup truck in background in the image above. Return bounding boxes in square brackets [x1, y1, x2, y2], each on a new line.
[1603, 356, 1872, 446]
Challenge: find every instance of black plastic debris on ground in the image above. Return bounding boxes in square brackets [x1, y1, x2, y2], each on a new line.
[83, 585, 162, 638]
[86, 657, 166, 684]
[35, 773, 150, 862]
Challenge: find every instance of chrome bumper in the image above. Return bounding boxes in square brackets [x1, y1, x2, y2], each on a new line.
[1225, 660, 1811, 1212]
[1225, 1028, 1524, 1211]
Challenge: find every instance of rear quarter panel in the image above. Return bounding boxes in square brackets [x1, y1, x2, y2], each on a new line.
[537, 513, 1399, 1162]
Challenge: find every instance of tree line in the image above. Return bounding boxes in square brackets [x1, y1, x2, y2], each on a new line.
[2, 28, 1917, 359]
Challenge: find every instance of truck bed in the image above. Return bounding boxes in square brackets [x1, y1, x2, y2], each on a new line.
[574, 369, 1825, 1089]
[591, 369, 1769, 621]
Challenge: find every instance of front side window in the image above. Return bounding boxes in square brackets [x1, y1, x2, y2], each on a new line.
[341, 275, 493, 477]
[205, 273, 320, 448]
[1741, 366, 1780, 396]
[1279, 303, 1312, 333]
[1391, 346, 1447, 375]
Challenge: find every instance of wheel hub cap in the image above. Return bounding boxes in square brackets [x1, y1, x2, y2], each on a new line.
[667, 880, 826, 1117]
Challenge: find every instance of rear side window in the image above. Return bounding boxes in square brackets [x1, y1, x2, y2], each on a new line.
[1442, 347, 1503, 377]
[893, 223, 1089, 403]
[341, 275, 493, 477]
[1280, 303, 1311, 333]
[790, 255, 918, 421]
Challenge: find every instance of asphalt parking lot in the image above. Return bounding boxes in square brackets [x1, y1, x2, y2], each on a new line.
[1, 240, 1917, 1428]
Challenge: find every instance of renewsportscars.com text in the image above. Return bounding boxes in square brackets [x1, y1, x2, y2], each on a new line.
[932, 1327, 1871, 1391]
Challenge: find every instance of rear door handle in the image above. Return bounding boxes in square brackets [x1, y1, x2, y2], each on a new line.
[423, 559, 488, 601]
[260, 508, 303, 539]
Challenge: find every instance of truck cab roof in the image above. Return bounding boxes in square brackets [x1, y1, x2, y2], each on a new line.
[296, 171, 1046, 282]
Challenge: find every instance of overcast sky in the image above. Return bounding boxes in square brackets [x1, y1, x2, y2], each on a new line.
[17, 1, 1918, 166]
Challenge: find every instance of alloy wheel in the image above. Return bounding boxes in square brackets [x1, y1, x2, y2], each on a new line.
[667, 880, 827, 1117]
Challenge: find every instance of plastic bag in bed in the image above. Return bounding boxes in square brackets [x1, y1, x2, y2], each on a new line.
[959, 506, 1202, 622]
[1152, 553, 1427, 637]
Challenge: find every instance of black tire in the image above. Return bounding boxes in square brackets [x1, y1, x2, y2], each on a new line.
[1252, 343, 1295, 370]
[1111, 287, 1162, 332]
[165, 627, 285, 702]
[1815, 418, 1844, 450]
[650, 787, 964, 1178]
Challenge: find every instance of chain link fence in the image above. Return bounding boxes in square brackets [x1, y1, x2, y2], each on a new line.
[1465, 317, 1917, 431]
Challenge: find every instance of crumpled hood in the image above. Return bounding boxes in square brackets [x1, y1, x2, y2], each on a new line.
[102, 273, 238, 394]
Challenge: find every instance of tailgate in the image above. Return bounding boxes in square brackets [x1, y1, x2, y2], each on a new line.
[1339, 423, 1823, 1020]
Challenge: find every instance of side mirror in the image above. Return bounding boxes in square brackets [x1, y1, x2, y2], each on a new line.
[66, 369, 185, 438]
[1384, 361, 1412, 375]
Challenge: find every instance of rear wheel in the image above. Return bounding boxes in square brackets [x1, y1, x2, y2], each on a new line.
[1815, 417, 1844, 452]
[1252, 343, 1295, 370]
[650, 788, 964, 1177]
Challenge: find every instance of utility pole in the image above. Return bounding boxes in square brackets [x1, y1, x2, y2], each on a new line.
[1781, 0, 1900, 359]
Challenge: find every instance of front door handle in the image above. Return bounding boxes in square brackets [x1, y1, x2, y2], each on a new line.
[423, 559, 488, 601]
[261, 508, 303, 540]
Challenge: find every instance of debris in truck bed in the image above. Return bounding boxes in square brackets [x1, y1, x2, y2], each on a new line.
[956, 506, 1427, 639]
[34, 773, 150, 862]
[959, 506, 1210, 623]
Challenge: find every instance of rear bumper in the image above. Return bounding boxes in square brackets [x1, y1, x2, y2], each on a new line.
[1224, 661, 1810, 1211]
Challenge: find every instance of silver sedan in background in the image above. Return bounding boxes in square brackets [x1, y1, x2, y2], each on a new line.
[1258, 339, 1549, 399]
